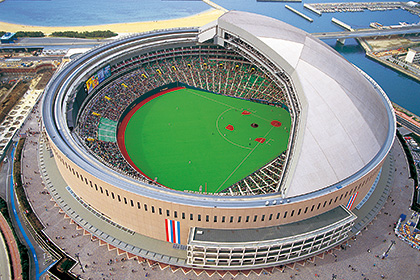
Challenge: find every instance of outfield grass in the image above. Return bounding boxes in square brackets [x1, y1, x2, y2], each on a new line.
[120, 87, 291, 193]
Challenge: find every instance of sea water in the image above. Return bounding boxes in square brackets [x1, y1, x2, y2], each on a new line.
[1, 0, 420, 115]
[216, 0, 420, 115]
[0, 0, 209, 26]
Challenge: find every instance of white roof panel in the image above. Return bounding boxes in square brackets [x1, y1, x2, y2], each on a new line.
[218, 11, 393, 197]
[258, 37, 304, 69]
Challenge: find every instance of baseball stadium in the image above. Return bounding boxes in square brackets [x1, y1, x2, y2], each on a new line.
[42, 11, 396, 271]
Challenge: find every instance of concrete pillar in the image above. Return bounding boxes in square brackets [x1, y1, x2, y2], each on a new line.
[337, 38, 346, 45]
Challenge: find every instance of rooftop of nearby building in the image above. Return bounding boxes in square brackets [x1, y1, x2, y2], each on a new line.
[1, 32, 16, 40]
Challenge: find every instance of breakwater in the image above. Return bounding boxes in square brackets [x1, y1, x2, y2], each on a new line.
[285, 5, 313, 22]
[331, 17, 353, 31]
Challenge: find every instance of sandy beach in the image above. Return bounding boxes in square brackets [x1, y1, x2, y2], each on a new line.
[0, 9, 225, 35]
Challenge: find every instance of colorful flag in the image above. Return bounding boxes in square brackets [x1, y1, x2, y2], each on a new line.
[165, 219, 180, 244]
[346, 192, 358, 209]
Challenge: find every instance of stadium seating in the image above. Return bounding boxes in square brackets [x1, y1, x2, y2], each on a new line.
[76, 45, 289, 194]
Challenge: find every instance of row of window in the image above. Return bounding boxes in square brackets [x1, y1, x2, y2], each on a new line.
[187, 223, 353, 267]
[54, 148, 374, 225]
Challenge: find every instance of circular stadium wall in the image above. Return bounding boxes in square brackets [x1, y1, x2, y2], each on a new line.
[42, 11, 395, 269]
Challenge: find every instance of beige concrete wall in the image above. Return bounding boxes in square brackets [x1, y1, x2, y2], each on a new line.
[49, 138, 383, 244]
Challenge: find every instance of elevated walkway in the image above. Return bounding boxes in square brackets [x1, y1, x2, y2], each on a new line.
[312, 25, 420, 40]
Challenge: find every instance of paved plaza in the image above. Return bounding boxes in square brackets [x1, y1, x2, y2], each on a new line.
[16, 101, 420, 279]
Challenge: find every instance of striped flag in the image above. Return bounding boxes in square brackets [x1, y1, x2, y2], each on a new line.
[346, 192, 359, 209]
[165, 219, 180, 244]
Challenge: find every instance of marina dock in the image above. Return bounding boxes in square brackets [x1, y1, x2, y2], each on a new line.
[332, 18, 354, 31]
[306, 2, 401, 13]
[285, 5, 313, 22]
[304, 4, 322, 16]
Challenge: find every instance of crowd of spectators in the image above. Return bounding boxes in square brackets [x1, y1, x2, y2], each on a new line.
[76, 45, 290, 194]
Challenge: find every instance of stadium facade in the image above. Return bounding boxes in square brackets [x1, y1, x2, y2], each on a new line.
[42, 11, 395, 270]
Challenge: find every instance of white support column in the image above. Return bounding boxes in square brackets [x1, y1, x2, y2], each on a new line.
[337, 38, 346, 45]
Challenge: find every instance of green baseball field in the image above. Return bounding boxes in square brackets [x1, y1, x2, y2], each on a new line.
[118, 86, 291, 193]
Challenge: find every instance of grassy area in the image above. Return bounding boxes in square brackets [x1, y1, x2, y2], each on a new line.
[1, 30, 115, 39]
[121, 87, 291, 193]
[51, 30, 117, 38]
[15, 31, 44, 38]
[0, 31, 44, 37]
[0, 81, 29, 126]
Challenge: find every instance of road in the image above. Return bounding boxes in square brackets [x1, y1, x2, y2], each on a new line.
[0, 37, 111, 49]
[312, 25, 420, 39]
[396, 115, 420, 136]
[0, 56, 62, 63]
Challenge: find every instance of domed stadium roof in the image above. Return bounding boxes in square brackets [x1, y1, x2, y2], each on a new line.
[217, 11, 394, 197]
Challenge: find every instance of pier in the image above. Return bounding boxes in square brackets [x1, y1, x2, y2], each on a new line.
[202, 0, 228, 12]
[331, 18, 353, 31]
[285, 5, 313, 22]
